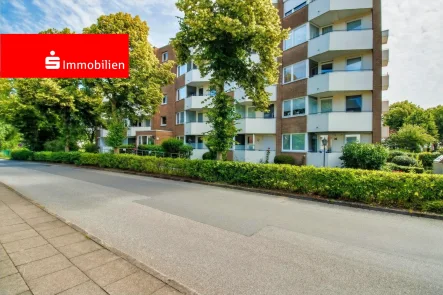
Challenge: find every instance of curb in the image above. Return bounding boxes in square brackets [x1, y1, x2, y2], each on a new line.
[2, 182, 200, 295]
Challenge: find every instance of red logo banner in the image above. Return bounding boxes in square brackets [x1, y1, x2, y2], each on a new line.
[0, 34, 129, 78]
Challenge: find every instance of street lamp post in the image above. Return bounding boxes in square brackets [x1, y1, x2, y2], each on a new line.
[322, 137, 328, 167]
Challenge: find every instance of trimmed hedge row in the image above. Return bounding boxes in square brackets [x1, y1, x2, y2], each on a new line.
[11, 150, 443, 214]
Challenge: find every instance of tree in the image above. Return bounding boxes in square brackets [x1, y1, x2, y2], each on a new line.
[383, 101, 420, 131]
[385, 124, 435, 152]
[404, 109, 438, 137]
[0, 122, 21, 150]
[83, 13, 175, 123]
[430, 105, 443, 143]
[172, 0, 288, 160]
[105, 117, 127, 153]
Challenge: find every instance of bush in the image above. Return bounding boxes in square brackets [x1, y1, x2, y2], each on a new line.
[138, 145, 164, 152]
[422, 200, 443, 214]
[11, 149, 34, 161]
[387, 150, 406, 162]
[274, 155, 295, 165]
[84, 143, 99, 154]
[118, 144, 135, 149]
[340, 143, 388, 170]
[383, 163, 424, 174]
[391, 155, 418, 167]
[179, 145, 193, 159]
[161, 139, 184, 154]
[202, 151, 216, 160]
[417, 152, 440, 169]
[43, 139, 79, 152]
[14, 152, 443, 213]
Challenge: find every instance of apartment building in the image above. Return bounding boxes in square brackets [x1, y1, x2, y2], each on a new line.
[98, 0, 389, 167]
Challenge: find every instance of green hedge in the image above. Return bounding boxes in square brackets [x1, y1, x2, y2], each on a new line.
[138, 145, 165, 152]
[12, 151, 443, 214]
[383, 163, 424, 174]
[391, 155, 418, 167]
[274, 155, 295, 165]
[10, 149, 34, 160]
[418, 152, 440, 169]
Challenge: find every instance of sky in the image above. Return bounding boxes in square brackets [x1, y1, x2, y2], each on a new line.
[0, 0, 442, 108]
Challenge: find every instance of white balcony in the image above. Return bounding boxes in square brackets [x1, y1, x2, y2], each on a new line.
[233, 150, 276, 164]
[307, 112, 373, 133]
[185, 69, 211, 86]
[308, 0, 373, 27]
[308, 30, 373, 62]
[185, 122, 211, 135]
[382, 49, 389, 67]
[306, 152, 343, 168]
[382, 75, 389, 91]
[185, 95, 210, 110]
[127, 127, 151, 137]
[234, 85, 277, 103]
[236, 118, 276, 134]
[308, 71, 373, 96]
[382, 30, 389, 45]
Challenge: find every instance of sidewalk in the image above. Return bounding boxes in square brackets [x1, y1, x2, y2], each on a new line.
[0, 183, 182, 295]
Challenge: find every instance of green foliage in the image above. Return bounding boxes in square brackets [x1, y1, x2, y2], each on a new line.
[387, 150, 406, 162]
[20, 152, 443, 213]
[0, 121, 21, 150]
[43, 139, 79, 152]
[383, 101, 421, 131]
[202, 151, 216, 160]
[405, 109, 438, 137]
[84, 143, 99, 153]
[391, 156, 417, 167]
[274, 155, 296, 165]
[422, 200, 443, 214]
[340, 143, 388, 170]
[105, 118, 127, 152]
[417, 152, 440, 169]
[172, 0, 288, 158]
[83, 13, 175, 121]
[382, 163, 424, 174]
[10, 149, 34, 161]
[161, 139, 186, 154]
[118, 144, 136, 149]
[179, 145, 193, 159]
[386, 124, 435, 152]
[138, 145, 165, 152]
[430, 105, 443, 142]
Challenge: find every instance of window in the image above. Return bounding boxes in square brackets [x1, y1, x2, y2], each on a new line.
[176, 112, 185, 124]
[282, 60, 307, 84]
[247, 107, 256, 118]
[284, 24, 307, 50]
[346, 57, 362, 71]
[176, 136, 184, 142]
[283, 97, 306, 117]
[264, 104, 275, 118]
[138, 136, 153, 145]
[320, 62, 333, 74]
[320, 98, 333, 113]
[284, 0, 307, 17]
[345, 134, 361, 144]
[347, 20, 362, 31]
[346, 95, 362, 112]
[177, 64, 187, 76]
[161, 52, 168, 62]
[282, 133, 306, 151]
[161, 116, 167, 126]
[162, 95, 168, 105]
[144, 120, 151, 127]
[322, 26, 333, 35]
[197, 112, 204, 122]
[177, 87, 186, 101]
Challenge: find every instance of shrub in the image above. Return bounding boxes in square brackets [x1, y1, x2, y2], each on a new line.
[383, 163, 424, 174]
[11, 149, 34, 161]
[84, 143, 99, 153]
[202, 151, 216, 160]
[340, 143, 388, 170]
[138, 145, 164, 152]
[418, 152, 440, 169]
[118, 144, 135, 149]
[161, 139, 184, 154]
[391, 155, 417, 167]
[179, 145, 193, 159]
[387, 150, 406, 162]
[43, 139, 79, 152]
[33, 151, 82, 164]
[274, 155, 295, 165]
[422, 200, 443, 214]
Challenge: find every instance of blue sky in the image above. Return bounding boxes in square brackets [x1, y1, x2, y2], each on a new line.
[1, 0, 442, 108]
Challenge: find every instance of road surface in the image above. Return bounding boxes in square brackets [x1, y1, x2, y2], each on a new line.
[1, 160, 443, 294]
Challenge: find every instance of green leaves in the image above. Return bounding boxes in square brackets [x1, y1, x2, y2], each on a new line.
[340, 143, 389, 170]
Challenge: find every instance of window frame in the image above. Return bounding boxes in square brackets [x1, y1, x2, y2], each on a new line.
[282, 97, 307, 118]
[345, 134, 361, 144]
[346, 56, 363, 71]
[176, 111, 185, 125]
[346, 95, 363, 112]
[321, 25, 333, 35]
[346, 19, 362, 31]
[177, 64, 187, 76]
[284, 23, 307, 51]
[282, 133, 307, 152]
[160, 116, 167, 126]
[284, 0, 307, 18]
[177, 86, 186, 101]
[282, 60, 308, 84]
[162, 95, 168, 105]
[161, 51, 168, 62]
[320, 61, 333, 74]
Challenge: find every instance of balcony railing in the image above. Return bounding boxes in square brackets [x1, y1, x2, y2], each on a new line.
[310, 28, 372, 40]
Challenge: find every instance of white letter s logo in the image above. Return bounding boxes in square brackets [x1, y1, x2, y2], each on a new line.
[45, 51, 60, 69]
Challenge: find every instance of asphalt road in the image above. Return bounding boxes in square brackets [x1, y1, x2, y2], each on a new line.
[1, 160, 443, 295]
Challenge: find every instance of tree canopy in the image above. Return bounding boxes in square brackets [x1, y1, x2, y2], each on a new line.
[385, 124, 435, 152]
[172, 0, 287, 159]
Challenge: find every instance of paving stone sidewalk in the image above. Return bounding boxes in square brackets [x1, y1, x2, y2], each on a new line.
[0, 183, 182, 295]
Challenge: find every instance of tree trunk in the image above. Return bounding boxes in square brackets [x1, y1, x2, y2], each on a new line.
[216, 152, 223, 161]
[114, 147, 119, 154]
